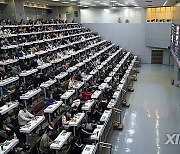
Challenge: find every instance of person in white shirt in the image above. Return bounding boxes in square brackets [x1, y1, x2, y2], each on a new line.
[18, 105, 34, 126]
[68, 76, 76, 89]
[37, 57, 43, 66]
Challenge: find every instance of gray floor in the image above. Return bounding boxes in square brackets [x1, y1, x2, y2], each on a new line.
[110, 64, 180, 154]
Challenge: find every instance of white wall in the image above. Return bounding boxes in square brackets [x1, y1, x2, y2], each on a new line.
[80, 7, 146, 23]
[145, 23, 172, 48]
[83, 23, 152, 63]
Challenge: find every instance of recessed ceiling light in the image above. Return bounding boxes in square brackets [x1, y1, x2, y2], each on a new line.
[62, 1, 69, 4]
[111, 0, 117, 3]
[70, 0, 77, 1]
[84, 3, 90, 5]
[83, 5, 88, 8]
[46, 4, 48, 5]
[95, 1, 100, 3]
[91, 4, 96, 7]
[118, 3, 125, 6]
[52, 0, 59, 1]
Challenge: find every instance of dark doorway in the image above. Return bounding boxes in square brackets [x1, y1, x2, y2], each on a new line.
[151, 49, 163, 64]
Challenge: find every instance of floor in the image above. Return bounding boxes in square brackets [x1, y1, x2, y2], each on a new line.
[110, 64, 180, 154]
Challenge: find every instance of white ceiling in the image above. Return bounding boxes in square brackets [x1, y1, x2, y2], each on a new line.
[27, 0, 180, 8]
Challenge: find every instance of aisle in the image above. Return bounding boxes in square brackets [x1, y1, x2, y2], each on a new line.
[110, 64, 180, 154]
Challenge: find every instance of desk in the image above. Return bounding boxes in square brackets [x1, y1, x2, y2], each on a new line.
[91, 125, 104, 141]
[75, 62, 85, 68]
[117, 83, 125, 91]
[37, 63, 52, 73]
[69, 113, 85, 135]
[20, 88, 41, 107]
[0, 59, 18, 69]
[1, 45, 17, 50]
[20, 116, 45, 143]
[109, 71, 116, 77]
[19, 69, 38, 83]
[112, 91, 121, 100]
[50, 130, 72, 153]
[40, 79, 56, 98]
[90, 69, 98, 76]
[35, 50, 49, 56]
[104, 77, 112, 84]
[61, 90, 75, 105]
[44, 101, 63, 121]
[81, 144, 97, 154]
[50, 58, 63, 64]
[19, 54, 36, 60]
[67, 66, 78, 73]
[100, 110, 112, 123]
[73, 81, 84, 97]
[81, 99, 94, 111]
[0, 139, 19, 154]
[91, 90, 101, 99]
[0, 101, 19, 115]
[0, 77, 19, 96]
[55, 72, 68, 82]
[83, 75, 93, 87]
[98, 83, 108, 91]
[107, 99, 117, 109]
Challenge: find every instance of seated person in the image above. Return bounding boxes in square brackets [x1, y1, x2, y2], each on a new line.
[11, 65, 21, 76]
[39, 129, 53, 154]
[20, 144, 31, 154]
[0, 97, 5, 107]
[85, 121, 97, 133]
[30, 58, 38, 69]
[45, 93, 55, 108]
[81, 88, 92, 101]
[79, 122, 94, 144]
[70, 105, 78, 117]
[99, 99, 108, 112]
[18, 105, 34, 126]
[0, 67, 7, 79]
[3, 116, 20, 139]
[68, 76, 76, 89]
[47, 122, 59, 140]
[0, 123, 9, 143]
[90, 104, 102, 123]
[61, 110, 71, 129]
[70, 136, 84, 154]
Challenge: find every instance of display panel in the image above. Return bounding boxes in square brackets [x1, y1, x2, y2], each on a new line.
[170, 23, 180, 67]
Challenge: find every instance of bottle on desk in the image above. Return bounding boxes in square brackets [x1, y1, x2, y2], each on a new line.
[1, 144, 4, 150]
[14, 132, 17, 139]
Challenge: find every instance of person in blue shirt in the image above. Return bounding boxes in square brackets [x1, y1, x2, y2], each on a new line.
[45, 93, 55, 108]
